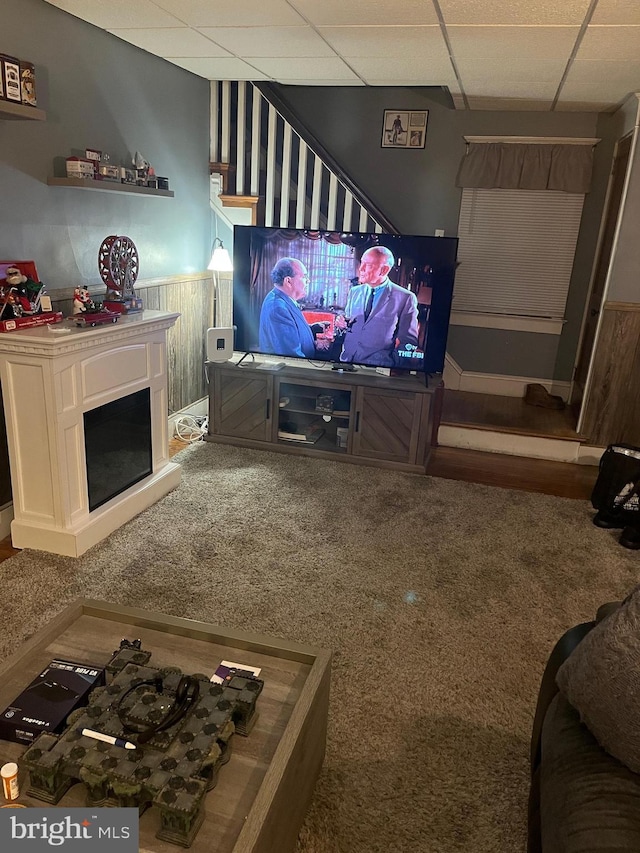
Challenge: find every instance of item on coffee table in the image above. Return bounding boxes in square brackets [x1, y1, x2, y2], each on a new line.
[1, 763, 19, 801]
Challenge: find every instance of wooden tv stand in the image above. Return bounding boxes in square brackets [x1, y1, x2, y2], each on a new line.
[205, 361, 437, 473]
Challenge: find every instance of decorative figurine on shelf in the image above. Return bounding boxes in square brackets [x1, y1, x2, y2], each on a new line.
[4, 266, 41, 315]
[73, 286, 95, 314]
[71, 285, 119, 327]
[0, 260, 62, 331]
[98, 235, 143, 313]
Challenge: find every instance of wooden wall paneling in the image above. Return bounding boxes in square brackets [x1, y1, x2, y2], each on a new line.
[581, 305, 640, 446]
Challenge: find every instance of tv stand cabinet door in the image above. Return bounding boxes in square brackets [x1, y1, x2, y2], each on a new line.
[212, 368, 274, 442]
[352, 386, 427, 466]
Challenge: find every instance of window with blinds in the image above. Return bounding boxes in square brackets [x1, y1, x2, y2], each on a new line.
[453, 188, 585, 319]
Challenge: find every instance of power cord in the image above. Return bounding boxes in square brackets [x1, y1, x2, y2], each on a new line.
[174, 414, 208, 443]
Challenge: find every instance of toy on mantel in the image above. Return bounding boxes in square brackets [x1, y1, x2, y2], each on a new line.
[0, 266, 43, 318]
[72, 286, 95, 315]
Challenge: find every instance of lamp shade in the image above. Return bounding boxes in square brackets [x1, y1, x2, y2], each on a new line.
[208, 238, 233, 272]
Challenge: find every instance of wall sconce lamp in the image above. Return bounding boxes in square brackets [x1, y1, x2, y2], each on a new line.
[208, 238, 233, 272]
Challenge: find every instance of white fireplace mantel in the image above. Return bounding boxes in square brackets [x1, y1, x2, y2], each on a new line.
[0, 310, 182, 557]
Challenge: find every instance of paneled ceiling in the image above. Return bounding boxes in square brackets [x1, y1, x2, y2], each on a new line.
[43, 0, 640, 111]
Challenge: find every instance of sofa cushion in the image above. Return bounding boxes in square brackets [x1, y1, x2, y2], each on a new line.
[540, 693, 640, 851]
[556, 589, 640, 774]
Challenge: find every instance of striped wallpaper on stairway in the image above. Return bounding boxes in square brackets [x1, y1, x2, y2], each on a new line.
[211, 81, 383, 234]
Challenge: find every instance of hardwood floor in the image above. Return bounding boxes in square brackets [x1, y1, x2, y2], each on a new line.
[441, 389, 584, 440]
[0, 435, 598, 564]
[427, 446, 597, 499]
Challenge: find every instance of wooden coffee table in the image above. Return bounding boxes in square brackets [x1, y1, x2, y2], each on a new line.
[0, 599, 331, 853]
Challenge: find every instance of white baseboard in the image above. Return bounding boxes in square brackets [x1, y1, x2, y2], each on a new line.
[443, 353, 571, 401]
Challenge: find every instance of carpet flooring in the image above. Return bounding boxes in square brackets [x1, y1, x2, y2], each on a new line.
[2, 442, 638, 852]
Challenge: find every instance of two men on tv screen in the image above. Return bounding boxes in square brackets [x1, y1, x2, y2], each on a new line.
[258, 247, 420, 368]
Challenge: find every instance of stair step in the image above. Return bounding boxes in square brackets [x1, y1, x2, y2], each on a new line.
[438, 424, 601, 465]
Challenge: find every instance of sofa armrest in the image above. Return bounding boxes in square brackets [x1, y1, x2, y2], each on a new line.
[530, 622, 595, 771]
[530, 601, 622, 773]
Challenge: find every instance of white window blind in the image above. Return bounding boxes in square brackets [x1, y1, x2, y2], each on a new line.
[453, 188, 585, 319]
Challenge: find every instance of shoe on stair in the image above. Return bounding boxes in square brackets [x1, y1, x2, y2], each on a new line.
[524, 383, 566, 410]
[620, 526, 640, 550]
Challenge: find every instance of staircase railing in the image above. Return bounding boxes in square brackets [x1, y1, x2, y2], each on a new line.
[210, 81, 397, 234]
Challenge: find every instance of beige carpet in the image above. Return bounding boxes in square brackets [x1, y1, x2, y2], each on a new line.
[1, 442, 638, 852]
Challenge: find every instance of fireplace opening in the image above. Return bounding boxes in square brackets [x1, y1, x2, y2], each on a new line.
[84, 388, 153, 512]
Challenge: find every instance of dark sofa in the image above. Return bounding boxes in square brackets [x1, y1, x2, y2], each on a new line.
[528, 602, 640, 852]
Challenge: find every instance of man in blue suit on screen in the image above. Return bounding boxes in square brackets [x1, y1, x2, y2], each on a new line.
[259, 258, 322, 358]
[338, 246, 419, 368]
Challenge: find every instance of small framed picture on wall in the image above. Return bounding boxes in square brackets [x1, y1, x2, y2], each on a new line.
[381, 109, 428, 149]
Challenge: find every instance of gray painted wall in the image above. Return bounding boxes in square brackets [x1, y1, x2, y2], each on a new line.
[273, 84, 611, 381]
[1, 0, 210, 291]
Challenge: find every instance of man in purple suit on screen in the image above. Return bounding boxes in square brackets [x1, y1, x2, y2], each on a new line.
[259, 258, 327, 359]
[338, 246, 419, 368]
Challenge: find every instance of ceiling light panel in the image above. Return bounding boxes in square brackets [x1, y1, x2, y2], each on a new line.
[577, 26, 640, 61]
[447, 26, 580, 60]
[197, 26, 335, 58]
[590, 0, 640, 25]
[246, 57, 360, 81]
[44, 0, 182, 28]
[438, 0, 592, 26]
[166, 56, 269, 79]
[108, 27, 230, 56]
[319, 25, 444, 59]
[151, 0, 306, 27]
[289, 0, 439, 27]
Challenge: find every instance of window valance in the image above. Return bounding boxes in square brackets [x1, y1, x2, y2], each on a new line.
[456, 142, 594, 194]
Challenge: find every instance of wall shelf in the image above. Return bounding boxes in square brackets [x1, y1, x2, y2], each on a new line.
[0, 102, 46, 121]
[46, 177, 174, 197]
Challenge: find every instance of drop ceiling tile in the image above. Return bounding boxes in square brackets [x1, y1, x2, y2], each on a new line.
[591, 0, 640, 25]
[319, 27, 448, 59]
[560, 60, 640, 102]
[466, 96, 553, 110]
[108, 27, 230, 56]
[197, 26, 335, 58]
[439, 0, 592, 25]
[319, 26, 445, 58]
[350, 55, 456, 85]
[151, 0, 306, 27]
[166, 57, 269, 79]
[288, 0, 439, 27]
[247, 57, 360, 82]
[455, 57, 567, 83]
[577, 26, 640, 61]
[563, 59, 640, 87]
[44, 0, 182, 28]
[555, 99, 616, 112]
[447, 26, 579, 60]
[280, 80, 366, 86]
[463, 81, 558, 99]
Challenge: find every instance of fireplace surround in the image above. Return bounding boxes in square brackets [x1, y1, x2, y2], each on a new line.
[0, 310, 181, 556]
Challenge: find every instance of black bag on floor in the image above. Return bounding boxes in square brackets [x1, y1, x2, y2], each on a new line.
[591, 444, 640, 525]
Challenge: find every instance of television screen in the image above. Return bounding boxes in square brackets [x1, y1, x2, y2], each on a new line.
[233, 226, 458, 373]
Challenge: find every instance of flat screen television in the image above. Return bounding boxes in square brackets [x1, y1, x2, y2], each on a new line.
[233, 226, 458, 373]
